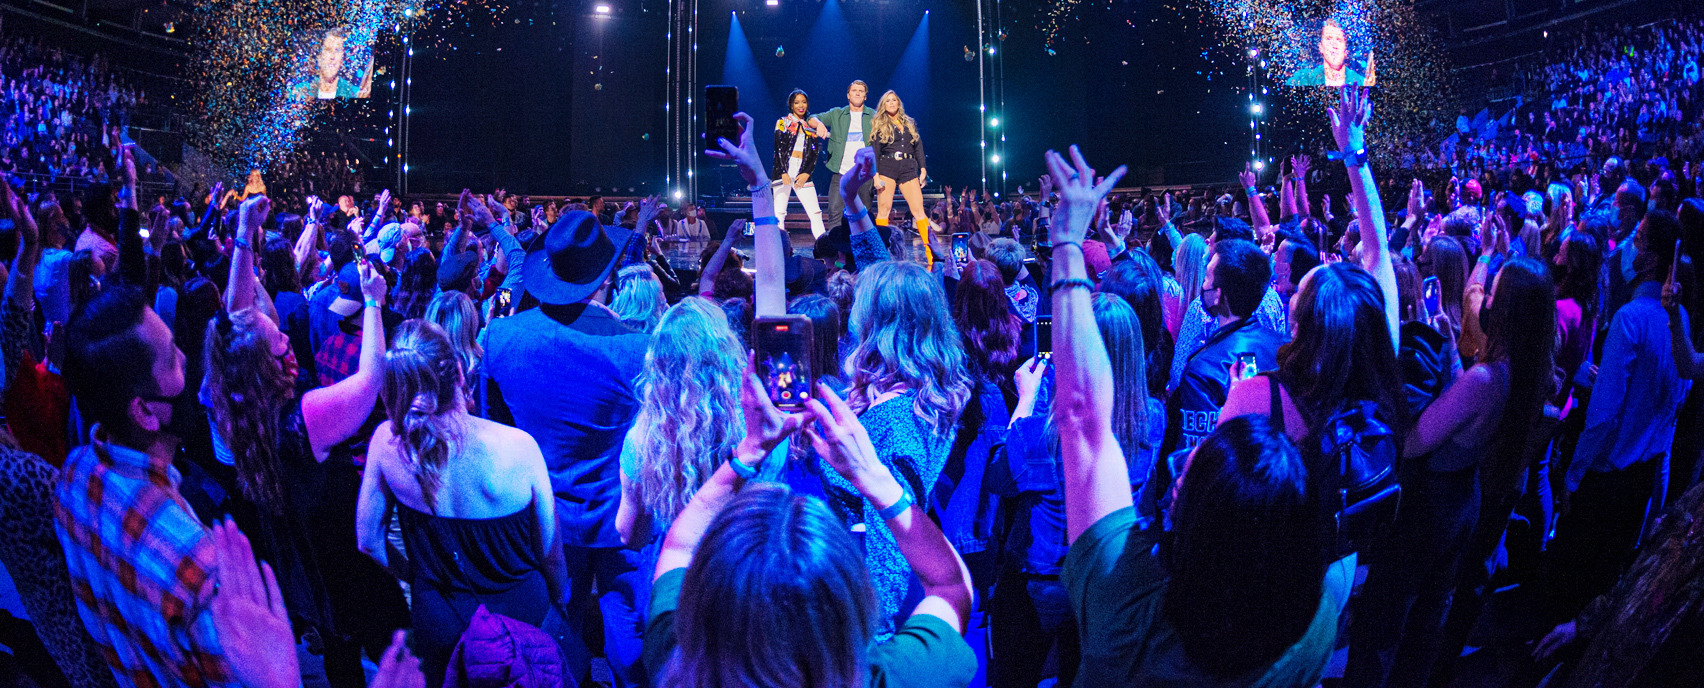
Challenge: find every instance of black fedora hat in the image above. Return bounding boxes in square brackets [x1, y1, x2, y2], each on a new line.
[523, 210, 631, 305]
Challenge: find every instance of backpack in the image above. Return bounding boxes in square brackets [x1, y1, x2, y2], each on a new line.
[1267, 374, 1402, 560]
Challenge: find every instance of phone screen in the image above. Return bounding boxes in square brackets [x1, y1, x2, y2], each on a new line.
[1421, 276, 1442, 319]
[951, 233, 970, 265]
[495, 288, 513, 317]
[703, 86, 741, 156]
[1035, 317, 1053, 358]
[1236, 352, 1259, 380]
[753, 316, 814, 410]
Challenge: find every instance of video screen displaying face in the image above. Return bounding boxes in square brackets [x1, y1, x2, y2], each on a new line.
[306, 27, 375, 99]
[1285, 18, 1376, 88]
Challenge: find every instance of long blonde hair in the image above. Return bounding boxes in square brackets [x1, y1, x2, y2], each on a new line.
[1175, 233, 1211, 307]
[425, 291, 482, 382]
[846, 261, 970, 435]
[631, 298, 747, 526]
[871, 90, 917, 146]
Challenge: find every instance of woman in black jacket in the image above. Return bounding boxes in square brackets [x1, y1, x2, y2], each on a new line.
[871, 90, 931, 246]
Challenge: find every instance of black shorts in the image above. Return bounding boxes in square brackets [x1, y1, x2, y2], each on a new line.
[878, 158, 920, 185]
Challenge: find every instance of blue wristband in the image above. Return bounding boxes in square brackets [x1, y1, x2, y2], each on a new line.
[877, 490, 915, 521]
[752, 216, 780, 227]
[843, 207, 870, 223]
[729, 453, 761, 480]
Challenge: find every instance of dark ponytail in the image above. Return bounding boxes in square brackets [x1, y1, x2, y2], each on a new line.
[381, 320, 464, 510]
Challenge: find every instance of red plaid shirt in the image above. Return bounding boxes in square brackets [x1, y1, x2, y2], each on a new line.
[53, 432, 236, 688]
[315, 331, 361, 388]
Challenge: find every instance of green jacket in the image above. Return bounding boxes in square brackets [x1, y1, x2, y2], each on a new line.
[813, 104, 877, 173]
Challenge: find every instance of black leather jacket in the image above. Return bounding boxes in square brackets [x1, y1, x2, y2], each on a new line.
[1161, 316, 1287, 457]
[773, 117, 825, 180]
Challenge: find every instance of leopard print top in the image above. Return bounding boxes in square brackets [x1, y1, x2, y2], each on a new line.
[0, 447, 118, 688]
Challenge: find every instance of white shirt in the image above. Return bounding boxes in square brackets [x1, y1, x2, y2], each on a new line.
[839, 107, 866, 174]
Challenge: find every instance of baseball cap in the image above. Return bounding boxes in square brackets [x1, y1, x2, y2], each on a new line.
[328, 261, 366, 317]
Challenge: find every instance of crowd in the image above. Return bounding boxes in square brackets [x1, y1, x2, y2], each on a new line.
[0, 34, 154, 192]
[1, 38, 1703, 688]
[1394, 17, 1704, 182]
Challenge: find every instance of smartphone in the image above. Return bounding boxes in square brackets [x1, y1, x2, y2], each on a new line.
[1421, 276, 1442, 320]
[1035, 317, 1053, 359]
[752, 315, 815, 410]
[951, 233, 970, 265]
[1236, 352, 1259, 381]
[703, 85, 741, 155]
[495, 287, 514, 317]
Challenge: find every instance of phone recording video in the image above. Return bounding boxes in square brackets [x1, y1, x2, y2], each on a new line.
[753, 315, 815, 410]
[495, 287, 514, 318]
[1035, 317, 1053, 359]
[951, 233, 971, 266]
[1421, 276, 1442, 320]
[704, 85, 741, 155]
[1236, 352, 1260, 381]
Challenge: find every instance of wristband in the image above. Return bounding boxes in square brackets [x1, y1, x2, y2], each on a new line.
[729, 452, 762, 480]
[1245, 186, 1259, 199]
[876, 489, 916, 521]
[364, 298, 382, 309]
[843, 207, 870, 223]
[1051, 240, 1083, 254]
[1051, 277, 1095, 293]
[234, 237, 251, 250]
[1328, 147, 1369, 168]
[748, 181, 770, 194]
[752, 216, 780, 227]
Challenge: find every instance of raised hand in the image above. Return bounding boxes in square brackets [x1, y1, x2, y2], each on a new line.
[368, 631, 425, 688]
[1239, 162, 1258, 190]
[208, 520, 300, 688]
[1, 182, 38, 249]
[374, 189, 392, 221]
[1044, 146, 1127, 246]
[840, 147, 878, 207]
[1407, 179, 1425, 219]
[358, 258, 387, 306]
[804, 383, 888, 490]
[1328, 86, 1372, 155]
[483, 193, 512, 225]
[738, 353, 807, 456]
[238, 194, 270, 245]
[636, 195, 664, 231]
[1013, 356, 1046, 402]
[1292, 155, 1312, 180]
[458, 189, 494, 235]
[706, 112, 772, 189]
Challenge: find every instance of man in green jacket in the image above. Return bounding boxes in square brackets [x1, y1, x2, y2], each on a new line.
[814, 80, 878, 236]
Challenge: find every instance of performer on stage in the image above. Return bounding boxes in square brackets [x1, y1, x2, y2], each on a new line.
[773, 89, 830, 237]
[871, 90, 931, 256]
[813, 80, 877, 236]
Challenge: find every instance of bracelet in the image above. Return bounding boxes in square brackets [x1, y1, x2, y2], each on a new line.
[876, 489, 915, 521]
[364, 298, 382, 309]
[843, 206, 870, 223]
[729, 452, 761, 480]
[1051, 277, 1095, 293]
[1245, 186, 1259, 199]
[748, 181, 770, 194]
[233, 237, 251, 250]
[752, 216, 780, 227]
[1051, 240, 1083, 254]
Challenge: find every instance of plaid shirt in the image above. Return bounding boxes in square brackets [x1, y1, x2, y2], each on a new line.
[315, 331, 361, 388]
[53, 434, 235, 688]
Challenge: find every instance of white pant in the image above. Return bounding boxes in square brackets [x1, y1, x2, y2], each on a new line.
[774, 156, 826, 237]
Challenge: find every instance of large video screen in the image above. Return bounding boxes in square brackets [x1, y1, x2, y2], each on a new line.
[303, 26, 376, 99]
[1284, 18, 1376, 88]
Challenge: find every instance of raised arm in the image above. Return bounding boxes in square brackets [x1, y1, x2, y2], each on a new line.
[226, 195, 270, 316]
[294, 196, 326, 279]
[1293, 155, 1313, 219]
[1046, 146, 1133, 544]
[707, 112, 783, 315]
[807, 383, 973, 632]
[1667, 280, 1703, 379]
[696, 225, 740, 298]
[839, 148, 890, 265]
[1331, 86, 1400, 350]
[303, 260, 387, 461]
[1240, 163, 1273, 233]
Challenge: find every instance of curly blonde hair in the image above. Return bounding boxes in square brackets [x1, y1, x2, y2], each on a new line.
[631, 298, 748, 526]
[846, 261, 970, 435]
